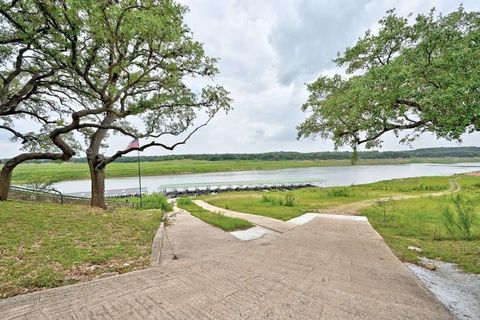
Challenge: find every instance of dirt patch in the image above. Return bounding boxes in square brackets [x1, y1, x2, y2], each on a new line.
[465, 171, 480, 176]
[323, 179, 460, 215]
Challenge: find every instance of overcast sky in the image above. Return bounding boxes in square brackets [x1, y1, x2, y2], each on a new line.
[2, 0, 480, 158]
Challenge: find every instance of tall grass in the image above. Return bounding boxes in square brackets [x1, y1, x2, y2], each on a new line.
[260, 192, 296, 207]
[442, 195, 478, 240]
[177, 196, 193, 206]
[126, 193, 172, 211]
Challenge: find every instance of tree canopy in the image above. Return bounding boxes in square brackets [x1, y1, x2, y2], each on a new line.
[0, 0, 231, 207]
[298, 7, 480, 152]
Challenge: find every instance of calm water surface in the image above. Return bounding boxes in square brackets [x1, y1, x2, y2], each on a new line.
[53, 162, 480, 194]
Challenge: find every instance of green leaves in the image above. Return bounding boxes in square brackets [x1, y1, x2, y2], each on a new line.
[299, 6, 480, 151]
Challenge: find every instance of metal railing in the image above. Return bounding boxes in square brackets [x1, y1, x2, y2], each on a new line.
[9, 185, 134, 208]
[67, 187, 148, 199]
[157, 180, 327, 198]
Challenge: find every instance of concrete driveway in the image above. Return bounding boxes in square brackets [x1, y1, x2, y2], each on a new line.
[0, 214, 452, 319]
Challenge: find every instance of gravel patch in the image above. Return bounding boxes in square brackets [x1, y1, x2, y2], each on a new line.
[407, 257, 480, 320]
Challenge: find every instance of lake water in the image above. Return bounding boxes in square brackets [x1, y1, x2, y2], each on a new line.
[52, 162, 480, 195]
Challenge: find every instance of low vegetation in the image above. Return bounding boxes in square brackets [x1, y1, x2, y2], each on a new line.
[177, 197, 253, 231]
[442, 195, 477, 240]
[200, 176, 452, 221]
[261, 192, 296, 207]
[124, 193, 172, 211]
[0, 200, 162, 298]
[363, 183, 480, 273]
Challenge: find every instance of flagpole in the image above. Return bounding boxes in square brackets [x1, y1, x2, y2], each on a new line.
[137, 149, 143, 207]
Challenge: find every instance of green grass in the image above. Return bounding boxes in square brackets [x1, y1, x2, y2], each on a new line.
[0, 200, 162, 298]
[8, 157, 480, 184]
[200, 176, 453, 221]
[124, 193, 173, 211]
[177, 197, 253, 231]
[362, 175, 480, 273]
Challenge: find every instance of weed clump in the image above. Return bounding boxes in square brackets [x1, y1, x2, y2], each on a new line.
[261, 194, 284, 206]
[261, 192, 296, 207]
[284, 192, 296, 207]
[130, 193, 172, 211]
[442, 195, 478, 240]
[326, 187, 352, 197]
[177, 197, 193, 206]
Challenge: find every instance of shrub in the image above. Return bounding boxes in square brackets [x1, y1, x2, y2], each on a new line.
[442, 195, 477, 240]
[261, 194, 284, 206]
[284, 192, 295, 207]
[326, 187, 352, 197]
[177, 197, 193, 206]
[261, 193, 295, 207]
[136, 193, 172, 211]
[24, 177, 55, 193]
[376, 198, 396, 224]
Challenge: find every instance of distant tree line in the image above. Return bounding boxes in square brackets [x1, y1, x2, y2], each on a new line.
[29, 146, 480, 163]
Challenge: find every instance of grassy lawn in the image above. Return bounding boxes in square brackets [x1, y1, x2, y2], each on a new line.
[362, 175, 480, 273]
[9, 157, 480, 184]
[0, 200, 162, 298]
[177, 198, 253, 231]
[200, 176, 453, 221]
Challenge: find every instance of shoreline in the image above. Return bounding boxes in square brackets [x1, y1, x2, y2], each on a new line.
[10, 157, 480, 184]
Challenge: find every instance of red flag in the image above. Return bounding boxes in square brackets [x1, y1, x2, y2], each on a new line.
[127, 138, 139, 149]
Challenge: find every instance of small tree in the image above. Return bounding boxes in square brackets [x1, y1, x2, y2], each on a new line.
[376, 197, 396, 224]
[298, 7, 480, 155]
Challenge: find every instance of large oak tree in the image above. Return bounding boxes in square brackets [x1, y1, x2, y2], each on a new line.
[298, 7, 479, 157]
[35, 0, 231, 208]
[0, 0, 230, 208]
[0, 0, 82, 200]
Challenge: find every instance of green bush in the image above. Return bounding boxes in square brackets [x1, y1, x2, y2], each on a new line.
[326, 187, 352, 197]
[375, 198, 396, 224]
[177, 196, 193, 206]
[130, 193, 172, 211]
[261, 194, 284, 206]
[261, 193, 296, 207]
[442, 195, 477, 240]
[284, 192, 296, 207]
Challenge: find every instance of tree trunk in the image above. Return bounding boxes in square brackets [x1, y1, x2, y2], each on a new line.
[88, 159, 107, 209]
[0, 164, 14, 201]
[86, 111, 117, 209]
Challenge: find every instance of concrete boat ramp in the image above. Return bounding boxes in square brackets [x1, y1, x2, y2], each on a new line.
[0, 204, 453, 319]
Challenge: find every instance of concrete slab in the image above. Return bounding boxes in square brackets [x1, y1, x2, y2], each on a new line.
[157, 208, 246, 266]
[288, 212, 368, 225]
[230, 226, 275, 241]
[0, 218, 453, 319]
[194, 200, 296, 233]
